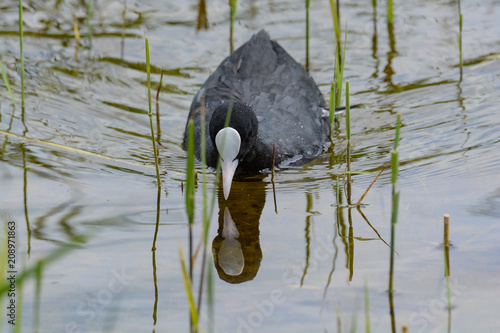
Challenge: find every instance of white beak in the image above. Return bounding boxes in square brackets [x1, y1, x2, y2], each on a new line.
[215, 127, 241, 200]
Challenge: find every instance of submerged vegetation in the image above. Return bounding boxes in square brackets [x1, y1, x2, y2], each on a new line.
[457, 0, 463, 74]
[145, 38, 162, 186]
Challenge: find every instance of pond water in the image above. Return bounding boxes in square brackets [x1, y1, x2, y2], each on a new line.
[1, 0, 500, 332]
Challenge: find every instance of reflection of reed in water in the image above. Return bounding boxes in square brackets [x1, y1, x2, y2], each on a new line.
[212, 177, 266, 284]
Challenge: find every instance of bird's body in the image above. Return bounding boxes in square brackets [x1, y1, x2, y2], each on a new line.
[184, 30, 330, 198]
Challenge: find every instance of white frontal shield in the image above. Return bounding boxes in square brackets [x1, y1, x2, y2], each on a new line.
[215, 127, 241, 200]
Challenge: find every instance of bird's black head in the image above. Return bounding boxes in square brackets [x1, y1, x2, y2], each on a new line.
[209, 101, 259, 161]
[209, 101, 259, 199]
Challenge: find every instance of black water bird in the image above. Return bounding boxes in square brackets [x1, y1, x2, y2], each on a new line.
[184, 30, 340, 199]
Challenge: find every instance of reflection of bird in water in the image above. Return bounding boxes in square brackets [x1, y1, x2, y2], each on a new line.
[184, 30, 339, 199]
[212, 176, 266, 283]
[218, 208, 244, 276]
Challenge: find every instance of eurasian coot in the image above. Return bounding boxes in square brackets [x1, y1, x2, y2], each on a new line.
[184, 30, 333, 199]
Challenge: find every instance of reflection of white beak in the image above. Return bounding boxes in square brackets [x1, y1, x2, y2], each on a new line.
[215, 127, 241, 200]
[219, 207, 244, 276]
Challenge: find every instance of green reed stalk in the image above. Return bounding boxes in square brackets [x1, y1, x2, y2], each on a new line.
[457, 0, 463, 72]
[336, 174, 340, 207]
[328, 0, 341, 60]
[443, 214, 451, 309]
[388, 180, 399, 293]
[345, 81, 351, 183]
[340, 21, 347, 98]
[184, 121, 196, 328]
[186, 120, 195, 225]
[178, 245, 199, 329]
[458, 14, 463, 70]
[393, 119, 400, 152]
[328, 0, 342, 108]
[200, 113, 208, 242]
[195, 102, 210, 316]
[388, 113, 401, 293]
[345, 81, 351, 141]
[334, 22, 347, 121]
[0, 59, 16, 106]
[229, 0, 237, 53]
[329, 81, 336, 139]
[145, 38, 161, 186]
[305, 0, 311, 71]
[155, 69, 164, 140]
[271, 142, 276, 179]
[387, 0, 393, 24]
[18, 0, 24, 107]
[207, 262, 214, 333]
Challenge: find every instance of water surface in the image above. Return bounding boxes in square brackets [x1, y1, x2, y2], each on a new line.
[1, 0, 500, 332]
